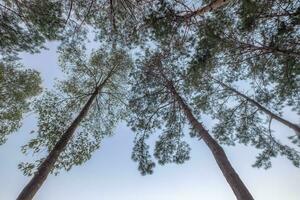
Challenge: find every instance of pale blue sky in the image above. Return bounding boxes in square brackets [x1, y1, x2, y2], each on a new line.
[0, 42, 299, 200]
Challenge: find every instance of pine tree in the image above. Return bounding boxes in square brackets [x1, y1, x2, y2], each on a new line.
[128, 49, 254, 200]
[17, 46, 132, 200]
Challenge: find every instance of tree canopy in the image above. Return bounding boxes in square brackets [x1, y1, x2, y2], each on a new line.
[0, 62, 41, 144]
[0, 0, 299, 200]
[19, 46, 132, 175]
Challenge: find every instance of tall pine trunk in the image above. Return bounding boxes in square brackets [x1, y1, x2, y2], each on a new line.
[214, 79, 300, 135]
[164, 78, 254, 200]
[17, 76, 111, 200]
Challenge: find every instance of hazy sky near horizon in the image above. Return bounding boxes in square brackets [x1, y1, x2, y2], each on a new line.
[0, 42, 300, 200]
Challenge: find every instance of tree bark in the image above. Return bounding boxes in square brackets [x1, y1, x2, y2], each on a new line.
[179, 0, 230, 19]
[16, 74, 112, 200]
[214, 79, 300, 136]
[164, 78, 254, 200]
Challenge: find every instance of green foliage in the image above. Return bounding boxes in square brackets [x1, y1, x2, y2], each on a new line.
[191, 0, 300, 111]
[213, 100, 300, 169]
[238, 0, 260, 31]
[186, 67, 300, 168]
[0, 0, 298, 178]
[132, 134, 156, 175]
[185, 0, 300, 160]
[24, 0, 64, 40]
[154, 127, 190, 165]
[0, 0, 65, 59]
[0, 62, 41, 144]
[128, 0, 300, 171]
[128, 49, 191, 175]
[143, 1, 181, 43]
[129, 41, 300, 170]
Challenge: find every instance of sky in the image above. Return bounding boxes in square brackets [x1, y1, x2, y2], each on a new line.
[0, 42, 300, 200]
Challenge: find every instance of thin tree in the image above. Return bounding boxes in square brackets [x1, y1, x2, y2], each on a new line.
[212, 78, 300, 135]
[17, 47, 132, 200]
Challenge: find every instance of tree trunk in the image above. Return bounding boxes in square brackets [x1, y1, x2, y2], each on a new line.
[214, 79, 300, 135]
[16, 77, 110, 200]
[165, 79, 254, 200]
[179, 0, 230, 19]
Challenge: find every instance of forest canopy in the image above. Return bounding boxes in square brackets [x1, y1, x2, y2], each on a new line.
[0, 0, 299, 200]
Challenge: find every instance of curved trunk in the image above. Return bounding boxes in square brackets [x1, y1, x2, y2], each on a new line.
[214, 79, 300, 135]
[166, 80, 254, 200]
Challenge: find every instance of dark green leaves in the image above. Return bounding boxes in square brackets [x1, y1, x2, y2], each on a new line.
[132, 134, 156, 175]
[0, 0, 64, 59]
[128, 50, 191, 175]
[0, 62, 41, 144]
[154, 131, 190, 165]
